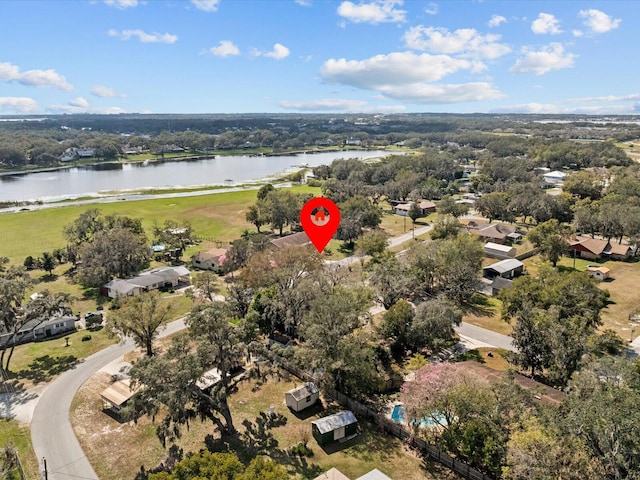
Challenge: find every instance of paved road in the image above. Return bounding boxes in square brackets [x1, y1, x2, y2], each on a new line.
[31, 318, 186, 480]
[456, 322, 516, 352]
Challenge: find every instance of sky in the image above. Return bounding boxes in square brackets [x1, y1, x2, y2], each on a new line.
[0, 0, 638, 115]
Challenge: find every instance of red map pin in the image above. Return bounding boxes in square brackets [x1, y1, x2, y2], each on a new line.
[300, 197, 341, 253]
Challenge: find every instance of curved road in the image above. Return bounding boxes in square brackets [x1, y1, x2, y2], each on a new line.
[31, 319, 186, 480]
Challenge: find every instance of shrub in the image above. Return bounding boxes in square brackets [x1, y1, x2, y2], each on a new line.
[81, 334, 92, 342]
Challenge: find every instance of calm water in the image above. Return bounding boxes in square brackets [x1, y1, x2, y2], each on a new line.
[0, 150, 387, 202]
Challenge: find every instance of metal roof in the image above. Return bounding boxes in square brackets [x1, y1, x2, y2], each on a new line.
[311, 410, 357, 434]
[287, 382, 318, 401]
[484, 258, 524, 274]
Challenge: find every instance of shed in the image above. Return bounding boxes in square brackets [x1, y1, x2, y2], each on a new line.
[484, 242, 516, 259]
[586, 265, 610, 281]
[483, 259, 525, 279]
[285, 382, 319, 412]
[101, 379, 137, 413]
[311, 410, 358, 446]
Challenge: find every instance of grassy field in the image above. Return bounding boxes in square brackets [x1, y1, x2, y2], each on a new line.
[0, 184, 321, 264]
[0, 419, 40, 479]
[71, 373, 459, 480]
[523, 254, 640, 340]
[461, 295, 512, 336]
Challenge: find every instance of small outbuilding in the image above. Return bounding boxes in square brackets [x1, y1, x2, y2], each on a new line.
[483, 258, 525, 279]
[101, 379, 137, 414]
[311, 410, 358, 446]
[285, 382, 319, 412]
[356, 469, 394, 480]
[586, 265, 610, 281]
[484, 242, 516, 259]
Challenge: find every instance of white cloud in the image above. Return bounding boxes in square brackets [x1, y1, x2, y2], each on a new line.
[337, 0, 406, 25]
[104, 0, 138, 8]
[378, 82, 505, 104]
[69, 97, 89, 108]
[209, 40, 240, 57]
[91, 85, 126, 98]
[488, 15, 506, 28]
[254, 43, 290, 60]
[509, 43, 576, 75]
[279, 98, 368, 111]
[572, 29, 584, 37]
[531, 13, 562, 34]
[48, 102, 127, 114]
[320, 52, 503, 104]
[403, 26, 510, 59]
[0, 97, 39, 113]
[321, 51, 473, 87]
[108, 29, 178, 44]
[191, 0, 221, 12]
[579, 9, 621, 33]
[567, 93, 640, 103]
[424, 2, 438, 15]
[295, 0, 312, 5]
[0, 62, 73, 91]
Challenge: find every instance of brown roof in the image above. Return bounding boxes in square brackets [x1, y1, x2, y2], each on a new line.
[100, 379, 137, 407]
[418, 200, 436, 210]
[207, 247, 228, 257]
[193, 251, 217, 262]
[270, 231, 311, 248]
[569, 236, 609, 255]
[586, 266, 610, 274]
[607, 243, 632, 256]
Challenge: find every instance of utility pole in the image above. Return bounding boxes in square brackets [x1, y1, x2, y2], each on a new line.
[42, 457, 48, 480]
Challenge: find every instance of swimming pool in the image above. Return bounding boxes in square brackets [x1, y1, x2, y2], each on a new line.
[390, 404, 447, 428]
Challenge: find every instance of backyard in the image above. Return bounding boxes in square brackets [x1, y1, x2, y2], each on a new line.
[70, 372, 460, 480]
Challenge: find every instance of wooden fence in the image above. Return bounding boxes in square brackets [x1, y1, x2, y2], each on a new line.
[277, 360, 494, 480]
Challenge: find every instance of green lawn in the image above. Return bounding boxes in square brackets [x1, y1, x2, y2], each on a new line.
[0, 419, 40, 479]
[0, 184, 321, 264]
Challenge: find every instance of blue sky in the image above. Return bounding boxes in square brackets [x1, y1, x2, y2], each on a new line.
[0, 0, 637, 115]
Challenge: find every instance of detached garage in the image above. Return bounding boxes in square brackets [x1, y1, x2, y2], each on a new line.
[311, 410, 358, 446]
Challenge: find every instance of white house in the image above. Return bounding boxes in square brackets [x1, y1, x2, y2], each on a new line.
[191, 248, 227, 271]
[102, 266, 191, 298]
[543, 170, 568, 185]
[0, 315, 77, 347]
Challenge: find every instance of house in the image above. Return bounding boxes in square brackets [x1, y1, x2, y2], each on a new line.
[507, 232, 523, 244]
[313, 468, 351, 480]
[311, 410, 358, 446]
[586, 265, 610, 281]
[0, 315, 77, 347]
[607, 242, 633, 261]
[356, 470, 393, 480]
[101, 379, 137, 414]
[270, 231, 311, 249]
[568, 236, 609, 261]
[192, 248, 227, 272]
[483, 259, 525, 280]
[484, 242, 516, 259]
[102, 266, 191, 298]
[543, 170, 568, 185]
[393, 200, 436, 217]
[466, 221, 516, 244]
[285, 382, 319, 412]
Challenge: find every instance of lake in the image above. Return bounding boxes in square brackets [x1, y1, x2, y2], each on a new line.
[0, 150, 388, 203]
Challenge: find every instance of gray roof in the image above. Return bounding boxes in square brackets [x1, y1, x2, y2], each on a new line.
[287, 382, 318, 401]
[490, 277, 513, 290]
[105, 278, 139, 294]
[483, 258, 524, 274]
[356, 469, 393, 480]
[128, 274, 163, 287]
[311, 410, 357, 434]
